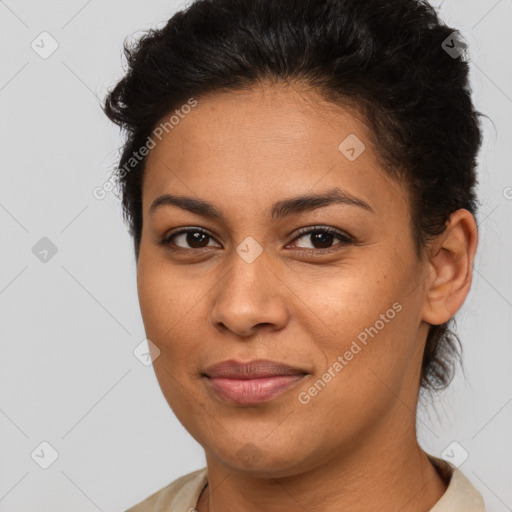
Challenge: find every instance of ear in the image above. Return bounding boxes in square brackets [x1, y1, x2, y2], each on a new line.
[421, 209, 479, 325]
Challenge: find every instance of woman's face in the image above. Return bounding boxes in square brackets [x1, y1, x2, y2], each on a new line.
[137, 84, 432, 476]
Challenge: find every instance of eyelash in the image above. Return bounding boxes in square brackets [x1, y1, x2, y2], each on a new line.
[159, 226, 355, 254]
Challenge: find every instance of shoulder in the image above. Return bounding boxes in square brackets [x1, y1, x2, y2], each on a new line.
[125, 467, 208, 512]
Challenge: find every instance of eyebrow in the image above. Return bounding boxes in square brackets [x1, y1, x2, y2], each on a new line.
[149, 187, 374, 221]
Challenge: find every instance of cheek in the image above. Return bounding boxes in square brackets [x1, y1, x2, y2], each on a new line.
[137, 262, 204, 416]
[329, 303, 423, 417]
[137, 245, 192, 325]
[295, 308, 418, 440]
[136, 255, 187, 356]
[136, 256, 208, 371]
[306, 258, 421, 388]
[137, 267, 171, 334]
[302, 267, 401, 346]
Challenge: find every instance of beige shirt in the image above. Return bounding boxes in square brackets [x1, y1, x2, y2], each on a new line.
[125, 453, 486, 512]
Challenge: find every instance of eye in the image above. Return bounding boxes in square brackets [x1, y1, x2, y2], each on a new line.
[159, 225, 354, 253]
[159, 227, 220, 250]
[287, 226, 354, 252]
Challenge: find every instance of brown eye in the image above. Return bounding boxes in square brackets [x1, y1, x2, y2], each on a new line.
[160, 228, 220, 250]
[289, 227, 354, 252]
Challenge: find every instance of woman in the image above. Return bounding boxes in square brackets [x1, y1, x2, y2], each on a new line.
[103, 0, 486, 510]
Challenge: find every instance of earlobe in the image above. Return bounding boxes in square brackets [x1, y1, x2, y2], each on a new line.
[421, 209, 479, 325]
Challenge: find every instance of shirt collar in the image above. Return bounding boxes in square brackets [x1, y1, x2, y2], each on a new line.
[426, 452, 486, 511]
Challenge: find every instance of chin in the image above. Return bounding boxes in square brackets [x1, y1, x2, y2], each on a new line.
[204, 436, 315, 477]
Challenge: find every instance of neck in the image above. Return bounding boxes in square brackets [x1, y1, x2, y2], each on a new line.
[196, 412, 447, 512]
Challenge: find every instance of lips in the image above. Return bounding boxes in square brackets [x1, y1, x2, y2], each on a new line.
[203, 359, 308, 405]
[204, 359, 307, 379]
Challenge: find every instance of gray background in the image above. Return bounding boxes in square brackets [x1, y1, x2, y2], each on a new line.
[0, 0, 511, 510]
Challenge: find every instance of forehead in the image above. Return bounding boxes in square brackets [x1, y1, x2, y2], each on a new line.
[142, 84, 408, 219]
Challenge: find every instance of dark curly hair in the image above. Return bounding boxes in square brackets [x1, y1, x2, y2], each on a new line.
[103, 0, 485, 393]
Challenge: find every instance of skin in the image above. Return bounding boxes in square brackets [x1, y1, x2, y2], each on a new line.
[136, 82, 478, 512]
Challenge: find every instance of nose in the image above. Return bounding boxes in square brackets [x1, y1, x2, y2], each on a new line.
[210, 249, 290, 338]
